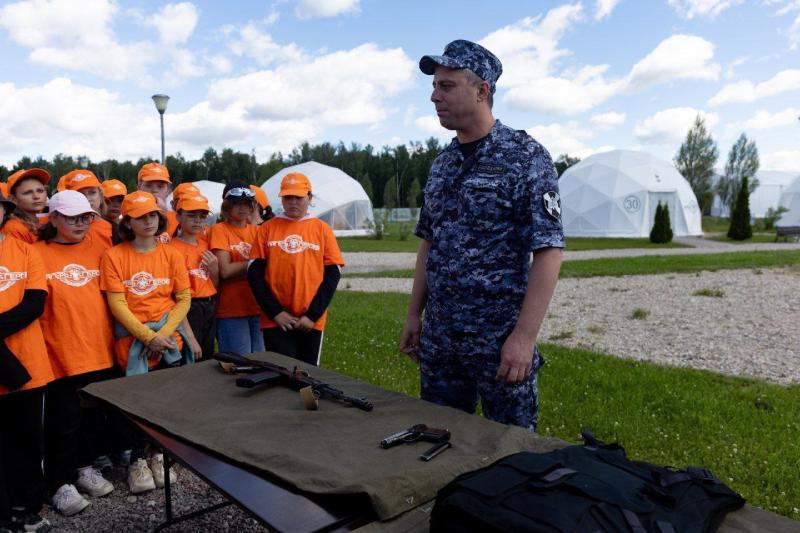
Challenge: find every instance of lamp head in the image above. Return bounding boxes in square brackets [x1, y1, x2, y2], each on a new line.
[152, 94, 170, 114]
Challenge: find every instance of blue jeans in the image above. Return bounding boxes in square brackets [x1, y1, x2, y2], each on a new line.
[216, 316, 265, 355]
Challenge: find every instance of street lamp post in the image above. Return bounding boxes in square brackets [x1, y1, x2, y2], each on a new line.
[151, 94, 170, 164]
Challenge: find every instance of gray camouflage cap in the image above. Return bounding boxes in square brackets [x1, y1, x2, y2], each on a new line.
[419, 39, 503, 93]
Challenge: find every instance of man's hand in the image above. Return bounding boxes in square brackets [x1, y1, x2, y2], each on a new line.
[399, 316, 422, 363]
[295, 316, 315, 332]
[189, 337, 202, 359]
[495, 329, 535, 383]
[274, 311, 298, 331]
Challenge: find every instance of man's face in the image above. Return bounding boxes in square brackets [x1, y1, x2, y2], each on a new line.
[138, 180, 171, 204]
[430, 67, 480, 132]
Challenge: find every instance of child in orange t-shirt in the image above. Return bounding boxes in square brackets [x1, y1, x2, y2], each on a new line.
[0, 188, 53, 531]
[136, 162, 178, 243]
[169, 194, 219, 359]
[62, 169, 114, 249]
[2, 168, 50, 244]
[34, 191, 116, 515]
[99, 191, 192, 495]
[248, 173, 344, 366]
[208, 182, 263, 354]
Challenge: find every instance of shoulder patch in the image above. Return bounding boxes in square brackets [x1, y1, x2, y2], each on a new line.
[543, 191, 561, 220]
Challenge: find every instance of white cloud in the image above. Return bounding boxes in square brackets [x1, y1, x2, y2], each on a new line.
[479, 6, 719, 115]
[528, 121, 613, 158]
[0, 0, 203, 85]
[634, 107, 719, 145]
[724, 108, 800, 135]
[414, 115, 448, 135]
[295, 0, 360, 19]
[724, 55, 750, 79]
[627, 34, 720, 88]
[145, 3, 199, 46]
[209, 43, 413, 126]
[667, 0, 743, 19]
[590, 111, 626, 126]
[708, 69, 800, 105]
[761, 149, 800, 171]
[225, 21, 305, 66]
[595, 0, 622, 20]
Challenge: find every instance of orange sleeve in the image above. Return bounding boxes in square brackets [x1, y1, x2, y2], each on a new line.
[170, 247, 191, 293]
[99, 249, 125, 292]
[250, 224, 267, 261]
[208, 224, 227, 252]
[322, 224, 344, 267]
[25, 245, 47, 291]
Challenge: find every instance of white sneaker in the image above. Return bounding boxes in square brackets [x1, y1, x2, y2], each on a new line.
[149, 453, 178, 489]
[52, 484, 90, 516]
[127, 459, 156, 494]
[76, 466, 114, 497]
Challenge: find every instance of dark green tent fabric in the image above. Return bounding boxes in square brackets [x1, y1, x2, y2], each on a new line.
[83, 353, 798, 530]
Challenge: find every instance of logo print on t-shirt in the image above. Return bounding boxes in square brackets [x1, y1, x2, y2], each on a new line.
[0, 266, 27, 292]
[188, 264, 210, 280]
[157, 232, 171, 244]
[269, 234, 320, 254]
[230, 241, 252, 259]
[123, 271, 170, 296]
[47, 263, 100, 287]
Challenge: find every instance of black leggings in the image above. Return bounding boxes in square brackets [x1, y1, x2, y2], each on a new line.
[262, 328, 323, 366]
[44, 368, 117, 492]
[0, 387, 45, 519]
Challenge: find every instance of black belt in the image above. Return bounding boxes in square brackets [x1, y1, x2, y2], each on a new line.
[191, 296, 216, 303]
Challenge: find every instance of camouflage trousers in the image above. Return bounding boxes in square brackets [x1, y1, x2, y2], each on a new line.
[419, 327, 541, 431]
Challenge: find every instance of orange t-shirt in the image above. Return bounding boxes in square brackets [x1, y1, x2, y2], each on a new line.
[100, 242, 190, 324]
[208, 222, 260, 318]
[33, 233, 114, 379]
[89, 218, 113, 248]
[1, 217, 39, 244]
[155, 211, 180, 244]
[169, 238, 217, 298]
[0, 237, 53, 395]
[251, 216, 344, 331]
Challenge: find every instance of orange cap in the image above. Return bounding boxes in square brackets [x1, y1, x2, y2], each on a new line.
[122, 191, 162, 218]
[102, 179, 128, 198]
[56, 175, 68, 192]
[62, 169, 102, 191]
[7, 168, 50, 193]
[279, 172, 312, 197]
[0, 182, 7, 197]
[250, 185, 269, 208]
[177, 193, 210, 212]
[138, 162, 171, 183]
[173, 182, 201, 201]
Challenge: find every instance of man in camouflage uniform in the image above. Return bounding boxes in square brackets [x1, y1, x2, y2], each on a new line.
[399, 40, 564, 430]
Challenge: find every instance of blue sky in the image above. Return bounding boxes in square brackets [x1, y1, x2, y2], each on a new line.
[0, 0, 798, 171]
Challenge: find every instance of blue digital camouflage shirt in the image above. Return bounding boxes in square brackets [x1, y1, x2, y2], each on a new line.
[415, 120, 565, 339]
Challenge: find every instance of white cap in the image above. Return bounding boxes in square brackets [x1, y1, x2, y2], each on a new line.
[48, 190, 99, 217]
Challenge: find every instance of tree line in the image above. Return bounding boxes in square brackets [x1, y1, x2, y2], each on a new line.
[0, 140, 449, 209]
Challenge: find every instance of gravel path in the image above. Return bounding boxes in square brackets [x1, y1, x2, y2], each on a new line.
[343, 239, 800, 272]
[342, 267, 800, 385]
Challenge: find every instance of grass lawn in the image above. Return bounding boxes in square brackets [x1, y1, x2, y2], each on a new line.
[323, 291, 800, 519]
[565, 237, 690, 250]
[344, 250, 800, 279]
[703, 216, 730, 233]
[710, 233, 778, 244]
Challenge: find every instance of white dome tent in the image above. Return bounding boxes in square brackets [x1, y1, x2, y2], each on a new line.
[167, 179, 225, 221]
[710, 170, 797, 218]
[262, 161, 373, 236]
[560, 150, 702, 238]
[776, 175, 800, 230]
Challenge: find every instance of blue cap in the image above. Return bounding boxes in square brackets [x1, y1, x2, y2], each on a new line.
[419, 39, 503, 93]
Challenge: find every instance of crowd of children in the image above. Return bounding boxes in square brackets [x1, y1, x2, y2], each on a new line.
[0, 164, 344, 532]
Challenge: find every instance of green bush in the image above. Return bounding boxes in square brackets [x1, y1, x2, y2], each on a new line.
[727, 176, 753, 240]
[649, 202, 673, 244]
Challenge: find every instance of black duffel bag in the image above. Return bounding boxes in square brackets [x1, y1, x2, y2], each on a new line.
[431, 431, 745, 533]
